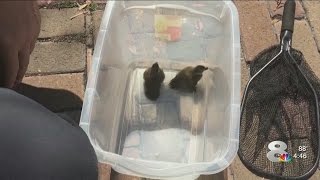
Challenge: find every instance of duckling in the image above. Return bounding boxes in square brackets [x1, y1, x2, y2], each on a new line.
[169, 65, 208, 93]
[143, 62, 165, 101]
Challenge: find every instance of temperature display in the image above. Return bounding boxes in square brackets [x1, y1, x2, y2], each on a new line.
[267, 141, 309, 162]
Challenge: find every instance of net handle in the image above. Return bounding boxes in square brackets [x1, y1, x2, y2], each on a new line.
[281, 0, 296, 33]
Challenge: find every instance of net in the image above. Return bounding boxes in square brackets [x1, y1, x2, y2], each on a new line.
[239, 44, 320, 179]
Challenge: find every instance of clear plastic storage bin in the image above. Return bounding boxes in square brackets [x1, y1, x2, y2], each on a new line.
[80, 1, 240, 179]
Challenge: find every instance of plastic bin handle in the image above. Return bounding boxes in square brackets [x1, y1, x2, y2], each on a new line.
[123, 4, 220, 21]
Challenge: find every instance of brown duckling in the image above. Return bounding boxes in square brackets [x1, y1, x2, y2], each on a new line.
[143, 62, 165, 101]
[169, 65, 208, 93]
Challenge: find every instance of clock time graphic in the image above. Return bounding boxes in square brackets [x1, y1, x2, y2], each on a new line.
[267, 141, 308, 162]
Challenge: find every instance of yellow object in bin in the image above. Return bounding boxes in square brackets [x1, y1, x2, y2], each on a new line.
[154, 14, 182, 41]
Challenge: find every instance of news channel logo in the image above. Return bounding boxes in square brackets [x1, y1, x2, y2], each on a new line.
[267, 141, 292, 162]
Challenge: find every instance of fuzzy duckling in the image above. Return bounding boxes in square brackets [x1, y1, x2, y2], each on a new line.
[143, 62, 165, 101]
[169, 65, 208, 93]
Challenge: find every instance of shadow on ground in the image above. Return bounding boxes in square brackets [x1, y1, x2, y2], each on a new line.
[15, 83, 83, 124]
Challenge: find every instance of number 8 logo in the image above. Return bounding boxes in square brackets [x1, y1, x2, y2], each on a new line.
[267, 141, 288, 162]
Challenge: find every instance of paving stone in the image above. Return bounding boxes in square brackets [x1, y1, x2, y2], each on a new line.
[27, 42, 86, 75]
[98, 163, 111, 180]
[86, 48, 93, 80]
[241, 51, 250, 96]
[86, 13, 94, 47]
[39, 8, 85, 38]
[230, 156, 262, 180]
[93, 10, 103, 45]
[274, 20, 320, 78]
[303, 1, 320, 52]
[197, 171, 228, 180]
[17, 73, 84, 112]
[234, 1, 278, 63]
[310, 170, 320, 180]
[111, 169, 141, 180]
[268, 0, 305, 20]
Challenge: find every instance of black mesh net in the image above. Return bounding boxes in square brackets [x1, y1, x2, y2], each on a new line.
[239, 44, 320, 179]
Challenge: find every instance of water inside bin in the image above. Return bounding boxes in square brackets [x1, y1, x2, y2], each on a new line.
[109, 61, 229, 164]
